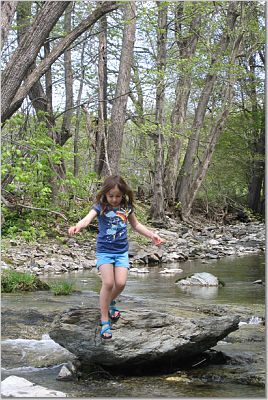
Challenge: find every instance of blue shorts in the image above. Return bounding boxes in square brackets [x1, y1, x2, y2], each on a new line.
[96, 251, 129, 270]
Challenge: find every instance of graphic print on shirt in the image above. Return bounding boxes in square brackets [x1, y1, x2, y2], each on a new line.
[105, 208, 131, 241]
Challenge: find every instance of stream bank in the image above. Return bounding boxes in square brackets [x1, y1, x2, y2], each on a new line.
[1, 220, 265, 275]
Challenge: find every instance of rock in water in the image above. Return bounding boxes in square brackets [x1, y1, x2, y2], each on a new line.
[175, 272, 222, 286]
[49, 307, 239, 374]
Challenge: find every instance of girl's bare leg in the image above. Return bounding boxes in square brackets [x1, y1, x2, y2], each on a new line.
[110, 266, 128, 301]
[99, 264, 114, 337]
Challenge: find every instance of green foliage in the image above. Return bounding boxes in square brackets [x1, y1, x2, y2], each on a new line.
[2, 209, 47, 241]
[1, 113, 100, 240]
[1, 270, 50, 293]
[49, 280, 76, 296]
[2, 116, 58, 207]
[197, 106, 264, 212]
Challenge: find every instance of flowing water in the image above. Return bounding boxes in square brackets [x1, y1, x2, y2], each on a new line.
[1, 254, 265, 398]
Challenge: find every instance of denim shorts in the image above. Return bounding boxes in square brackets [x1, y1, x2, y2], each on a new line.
[96, 251, 129, 270]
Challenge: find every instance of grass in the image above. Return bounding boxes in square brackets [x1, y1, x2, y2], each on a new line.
[1, 270, 76, 296]
[1, 269, 50, 293]
[49, 280, 76, 296]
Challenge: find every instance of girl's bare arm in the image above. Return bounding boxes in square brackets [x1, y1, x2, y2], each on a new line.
[128, 213, 164, 245]
[68, 209, 98, 235]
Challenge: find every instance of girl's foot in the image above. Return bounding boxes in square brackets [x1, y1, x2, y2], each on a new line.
[109, 300, 121, 322]
[100, 321, 112, 339]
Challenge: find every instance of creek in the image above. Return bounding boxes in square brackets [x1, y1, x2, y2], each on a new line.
[1, 254, 265, 398]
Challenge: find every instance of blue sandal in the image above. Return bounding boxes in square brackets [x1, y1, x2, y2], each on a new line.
[109, 300, 121, 322]
[100, 321, 112, 339]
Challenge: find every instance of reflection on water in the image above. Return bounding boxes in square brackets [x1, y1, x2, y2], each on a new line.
[179, 285, 219, 300]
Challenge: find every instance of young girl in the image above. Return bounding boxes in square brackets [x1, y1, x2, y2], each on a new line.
[68, 175, 163, 339]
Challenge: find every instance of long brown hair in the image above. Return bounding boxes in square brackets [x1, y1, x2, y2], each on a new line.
[96, 175, 134, 213]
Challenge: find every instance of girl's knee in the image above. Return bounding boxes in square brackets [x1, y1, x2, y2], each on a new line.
[115, 280, 126, 291]
[102, 281, 114, 291]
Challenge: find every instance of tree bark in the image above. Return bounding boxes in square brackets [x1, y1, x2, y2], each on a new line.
[73, 41, 86, 177]
[150, 2, 167, 223]
[247, 55, 265, 216]
[1, 1, 119, 123]
[102, 2, 136, 175]
[61, 3, 74, 146]
[2, 1, 70, 122]
[1, 1, 18, 50]
[96, 13, 108, 176]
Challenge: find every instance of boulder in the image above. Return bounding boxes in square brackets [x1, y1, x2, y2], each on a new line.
[175, 272, 223, 287]
[49, 307, 239, 374]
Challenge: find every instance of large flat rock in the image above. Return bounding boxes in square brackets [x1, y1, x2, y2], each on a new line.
[49, 307, 239, 373]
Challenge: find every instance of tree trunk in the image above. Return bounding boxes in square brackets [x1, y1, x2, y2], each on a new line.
[149, 3, 167, 224]
[247, 55, 265, 216]
[61, 3, 74, 146]
[102, 2, 136, 175]
[129, 60, 145, 126]
[96, 14, 108, 176]
[2, 1, 70, 122]
[1, 1, 18, 50]
[248, 129, 265, 216]
[164, 5, 201, 204]
[73, 41, 86, 177]
[175, 2, 241, 217]
[1, 1, 119, 123]
[16, 2, 69, 203]
[185, 85, 235, 215]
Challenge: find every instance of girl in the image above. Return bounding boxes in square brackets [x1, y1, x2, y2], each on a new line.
[68, 175, 163, 339]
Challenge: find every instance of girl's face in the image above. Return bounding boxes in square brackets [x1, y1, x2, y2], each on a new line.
[106, 185, 123, 207]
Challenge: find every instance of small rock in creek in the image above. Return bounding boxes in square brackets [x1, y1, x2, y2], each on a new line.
[159, 268, 183, 274]
[129, 267, 150, 273]
[57, 365, 74, 381]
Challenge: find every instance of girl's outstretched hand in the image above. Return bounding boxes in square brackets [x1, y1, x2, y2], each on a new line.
[151, 233, 164, 246]
[68, 225, 81, 236]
